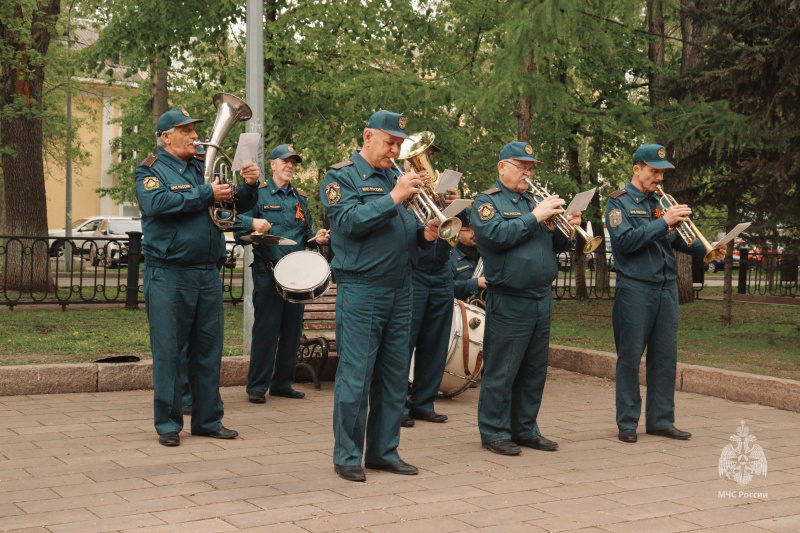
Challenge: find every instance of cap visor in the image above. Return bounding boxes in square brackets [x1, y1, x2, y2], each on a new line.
[174, 118, 204, 128]
[510, 156, 544, 164]
[646, 160, 675, 169]
[379, 128, 410, 140]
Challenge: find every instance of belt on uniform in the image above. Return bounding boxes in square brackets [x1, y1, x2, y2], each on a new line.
[617, 273, 676, 290]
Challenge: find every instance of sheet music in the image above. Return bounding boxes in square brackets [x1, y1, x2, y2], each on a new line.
[714, 222, 751, 248]
[564, 188, 596, 216]
[434, 169, 463, 194]
[231, 133, 261, 171]
[442, 199, 473, 218]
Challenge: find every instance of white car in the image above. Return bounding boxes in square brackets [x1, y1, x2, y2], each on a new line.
[88, 218, 143, 268]
[49, 216, 134, 257]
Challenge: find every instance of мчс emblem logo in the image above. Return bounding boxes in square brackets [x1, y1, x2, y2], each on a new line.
[326, 182, 341, 205]
[658, 147, 666, 159]
[525, 144, 533, 155]
[478, 203, 495, 221]
[719, 420, 767, 487]
[609, 209, 622, 227]
[398, 116, 407, 129]
[143, 177, 160, 191]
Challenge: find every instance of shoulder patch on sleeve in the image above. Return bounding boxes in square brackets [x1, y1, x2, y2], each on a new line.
[609, 189, 627, 199]
[329, 160, 353, 170]
[295, 188, 308, 198]
[325, 182, 341, 205]
[481, 187, 501, 195]
[477, 203, 495, 221]
[140, 155, 158, 167]
[142, 177, 160, 191]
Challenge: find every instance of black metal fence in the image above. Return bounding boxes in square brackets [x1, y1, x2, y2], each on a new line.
[2, 236, 798, 309]
[0, 233, 244, 309]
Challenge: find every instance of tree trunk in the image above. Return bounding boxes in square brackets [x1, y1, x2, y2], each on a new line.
[150, 58, 169, 130]
[647, 0, 668, 112]
[0, 0, 61, 292]
[516, 50, 534, 142]
[566, 125, 587, 299]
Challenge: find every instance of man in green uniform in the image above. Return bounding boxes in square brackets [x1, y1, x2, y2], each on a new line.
[471, 141, 582, 456]
[233, 144, 330, 404]
[605, 144, 726, 444]
[320, 110, 439, 482]
[136, 108, 260, 447]
[450, 224, 486, 302]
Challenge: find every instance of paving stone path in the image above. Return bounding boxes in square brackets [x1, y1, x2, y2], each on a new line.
[1, 368, 798, 532]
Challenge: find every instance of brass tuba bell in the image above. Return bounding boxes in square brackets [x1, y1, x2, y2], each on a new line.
[193, 93, 253, 231]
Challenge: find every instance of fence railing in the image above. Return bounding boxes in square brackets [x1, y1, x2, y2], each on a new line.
[3, 236, 797, 308]
[0, 233, 244, 309]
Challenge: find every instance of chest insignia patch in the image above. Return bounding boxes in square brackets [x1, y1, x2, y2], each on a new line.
[263, 205, 282, 211]
[503, 211, 522, 217]
[653, 208, 664, 219]
[143, 177, 160, 191]
[456, 265, 470, 272]
[629, 209, 648, 215]
[609, 209, 622, 227]
[478, 203, 495, 221]
[361, 186, 384, 193]
[169, 184, 191, 191]
[326, 182, 341, 205]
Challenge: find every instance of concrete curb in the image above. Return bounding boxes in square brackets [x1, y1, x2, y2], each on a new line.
[1, 348, 798, 413]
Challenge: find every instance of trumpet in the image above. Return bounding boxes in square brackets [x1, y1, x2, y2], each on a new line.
[391, 156, 462, 243]
[524, 179, 602, 254]
[656, 186, 716, 263]
[193, 92, 252, 231]
[466, 258, 486, 309]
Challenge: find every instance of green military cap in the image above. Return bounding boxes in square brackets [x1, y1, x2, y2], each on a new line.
[270, 143, 303, 162]
[633, 144, 674, 169]
[157, 108, 203, 135]
[499, 141, 543, 163]
[366, 110, 410, 139]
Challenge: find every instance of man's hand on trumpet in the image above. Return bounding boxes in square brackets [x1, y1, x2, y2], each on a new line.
[423, 220, 441, 242]
[565, 211, 582, 226]
[532, 195, 565, 223]
[390, 170, 424, 205]
[663, 204, 692, 228]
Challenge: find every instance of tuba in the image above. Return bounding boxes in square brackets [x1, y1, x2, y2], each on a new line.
[524, 179, 602, 254]
[656, 186, 716, 262]
[393, 131, 462, 245]
[466, 257, 486, 309]
[193, 93, 253, 231]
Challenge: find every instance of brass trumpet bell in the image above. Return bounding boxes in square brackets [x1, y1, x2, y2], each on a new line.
[656, 186, 716, 263]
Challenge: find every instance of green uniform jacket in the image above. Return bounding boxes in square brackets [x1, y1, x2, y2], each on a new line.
[449, 246, 480, 300]
[231, 178, 317, 265]
[320, 150, 429, 287]
[604, 181, 707, 282]
[135, 148, 258, 268]
[470, 179, 574, 298]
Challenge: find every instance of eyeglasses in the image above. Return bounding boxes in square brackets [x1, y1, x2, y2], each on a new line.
[504, 161, 535, 175]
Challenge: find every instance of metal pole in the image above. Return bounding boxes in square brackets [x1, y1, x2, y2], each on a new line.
[64, 1, 77, 269]
[243, 0, 264, 357]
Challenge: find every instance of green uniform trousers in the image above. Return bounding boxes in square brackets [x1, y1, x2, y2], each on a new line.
[333, 282, 412, 466]
[247, 261, 304, 394]
[405, 269, 454, 416]
[478, 291, 552, 444]
[613, 277, 679, 431]
[144, 264, 225, 435]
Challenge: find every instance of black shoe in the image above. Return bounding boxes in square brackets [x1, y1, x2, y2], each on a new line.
[248, 392, 266, 404]
[181, 404, 192, 416]
[269, 388, 305, 399]
[482, 439, 521, 456]
[410, 410, 448, 423]
[401, 415, 415, 428]
[193, 426, 239, 439]
[513, 435, 558, 451]
[364, 460, 419, 475]
[334, 464, 366, 482]
[647, 427, 692, 440]
[158, 432, 180, 447]
[618, 429, 638, 443]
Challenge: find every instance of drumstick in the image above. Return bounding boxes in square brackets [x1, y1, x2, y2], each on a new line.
[307, 230, 330, 243]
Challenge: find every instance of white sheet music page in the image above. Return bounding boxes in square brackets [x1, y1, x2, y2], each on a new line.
[564, 188, 596, 216]
[231, 133, 261, 171]
[434, 169, 463, 194]
[714, 222, 752, 248]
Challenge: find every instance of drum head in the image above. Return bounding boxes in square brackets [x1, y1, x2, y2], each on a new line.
[273, 251, 329, 291]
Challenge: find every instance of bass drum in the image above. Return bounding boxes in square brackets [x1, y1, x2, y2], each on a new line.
[273, 251, 331, 303]
[409, 299, 485, 399]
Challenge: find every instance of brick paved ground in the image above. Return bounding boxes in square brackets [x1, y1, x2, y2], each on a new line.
[1, 368, 798, 532]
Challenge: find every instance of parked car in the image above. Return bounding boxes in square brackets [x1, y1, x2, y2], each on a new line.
[48, 216, 132, 257]
[706, 248, 741, 273]
[88, 218, 142, 268]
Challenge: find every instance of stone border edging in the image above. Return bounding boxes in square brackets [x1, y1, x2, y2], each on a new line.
[548, 345, 800, 412]
[1, 348, 798, 413]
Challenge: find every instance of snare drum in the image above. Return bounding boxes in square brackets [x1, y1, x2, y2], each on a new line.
[273, 251, 332, 303]
[409, 299, 485, 399]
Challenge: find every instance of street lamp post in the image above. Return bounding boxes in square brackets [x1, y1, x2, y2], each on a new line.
[64, 0, 78, 268]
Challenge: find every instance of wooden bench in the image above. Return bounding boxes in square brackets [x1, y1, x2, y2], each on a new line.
[296, 284, 337, 389]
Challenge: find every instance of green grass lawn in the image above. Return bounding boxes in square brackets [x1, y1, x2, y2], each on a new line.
[1, 299, 798, 381]
[551, 298, 800, 381]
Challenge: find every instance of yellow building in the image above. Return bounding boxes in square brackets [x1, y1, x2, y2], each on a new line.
[45, 22, 143, 231]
